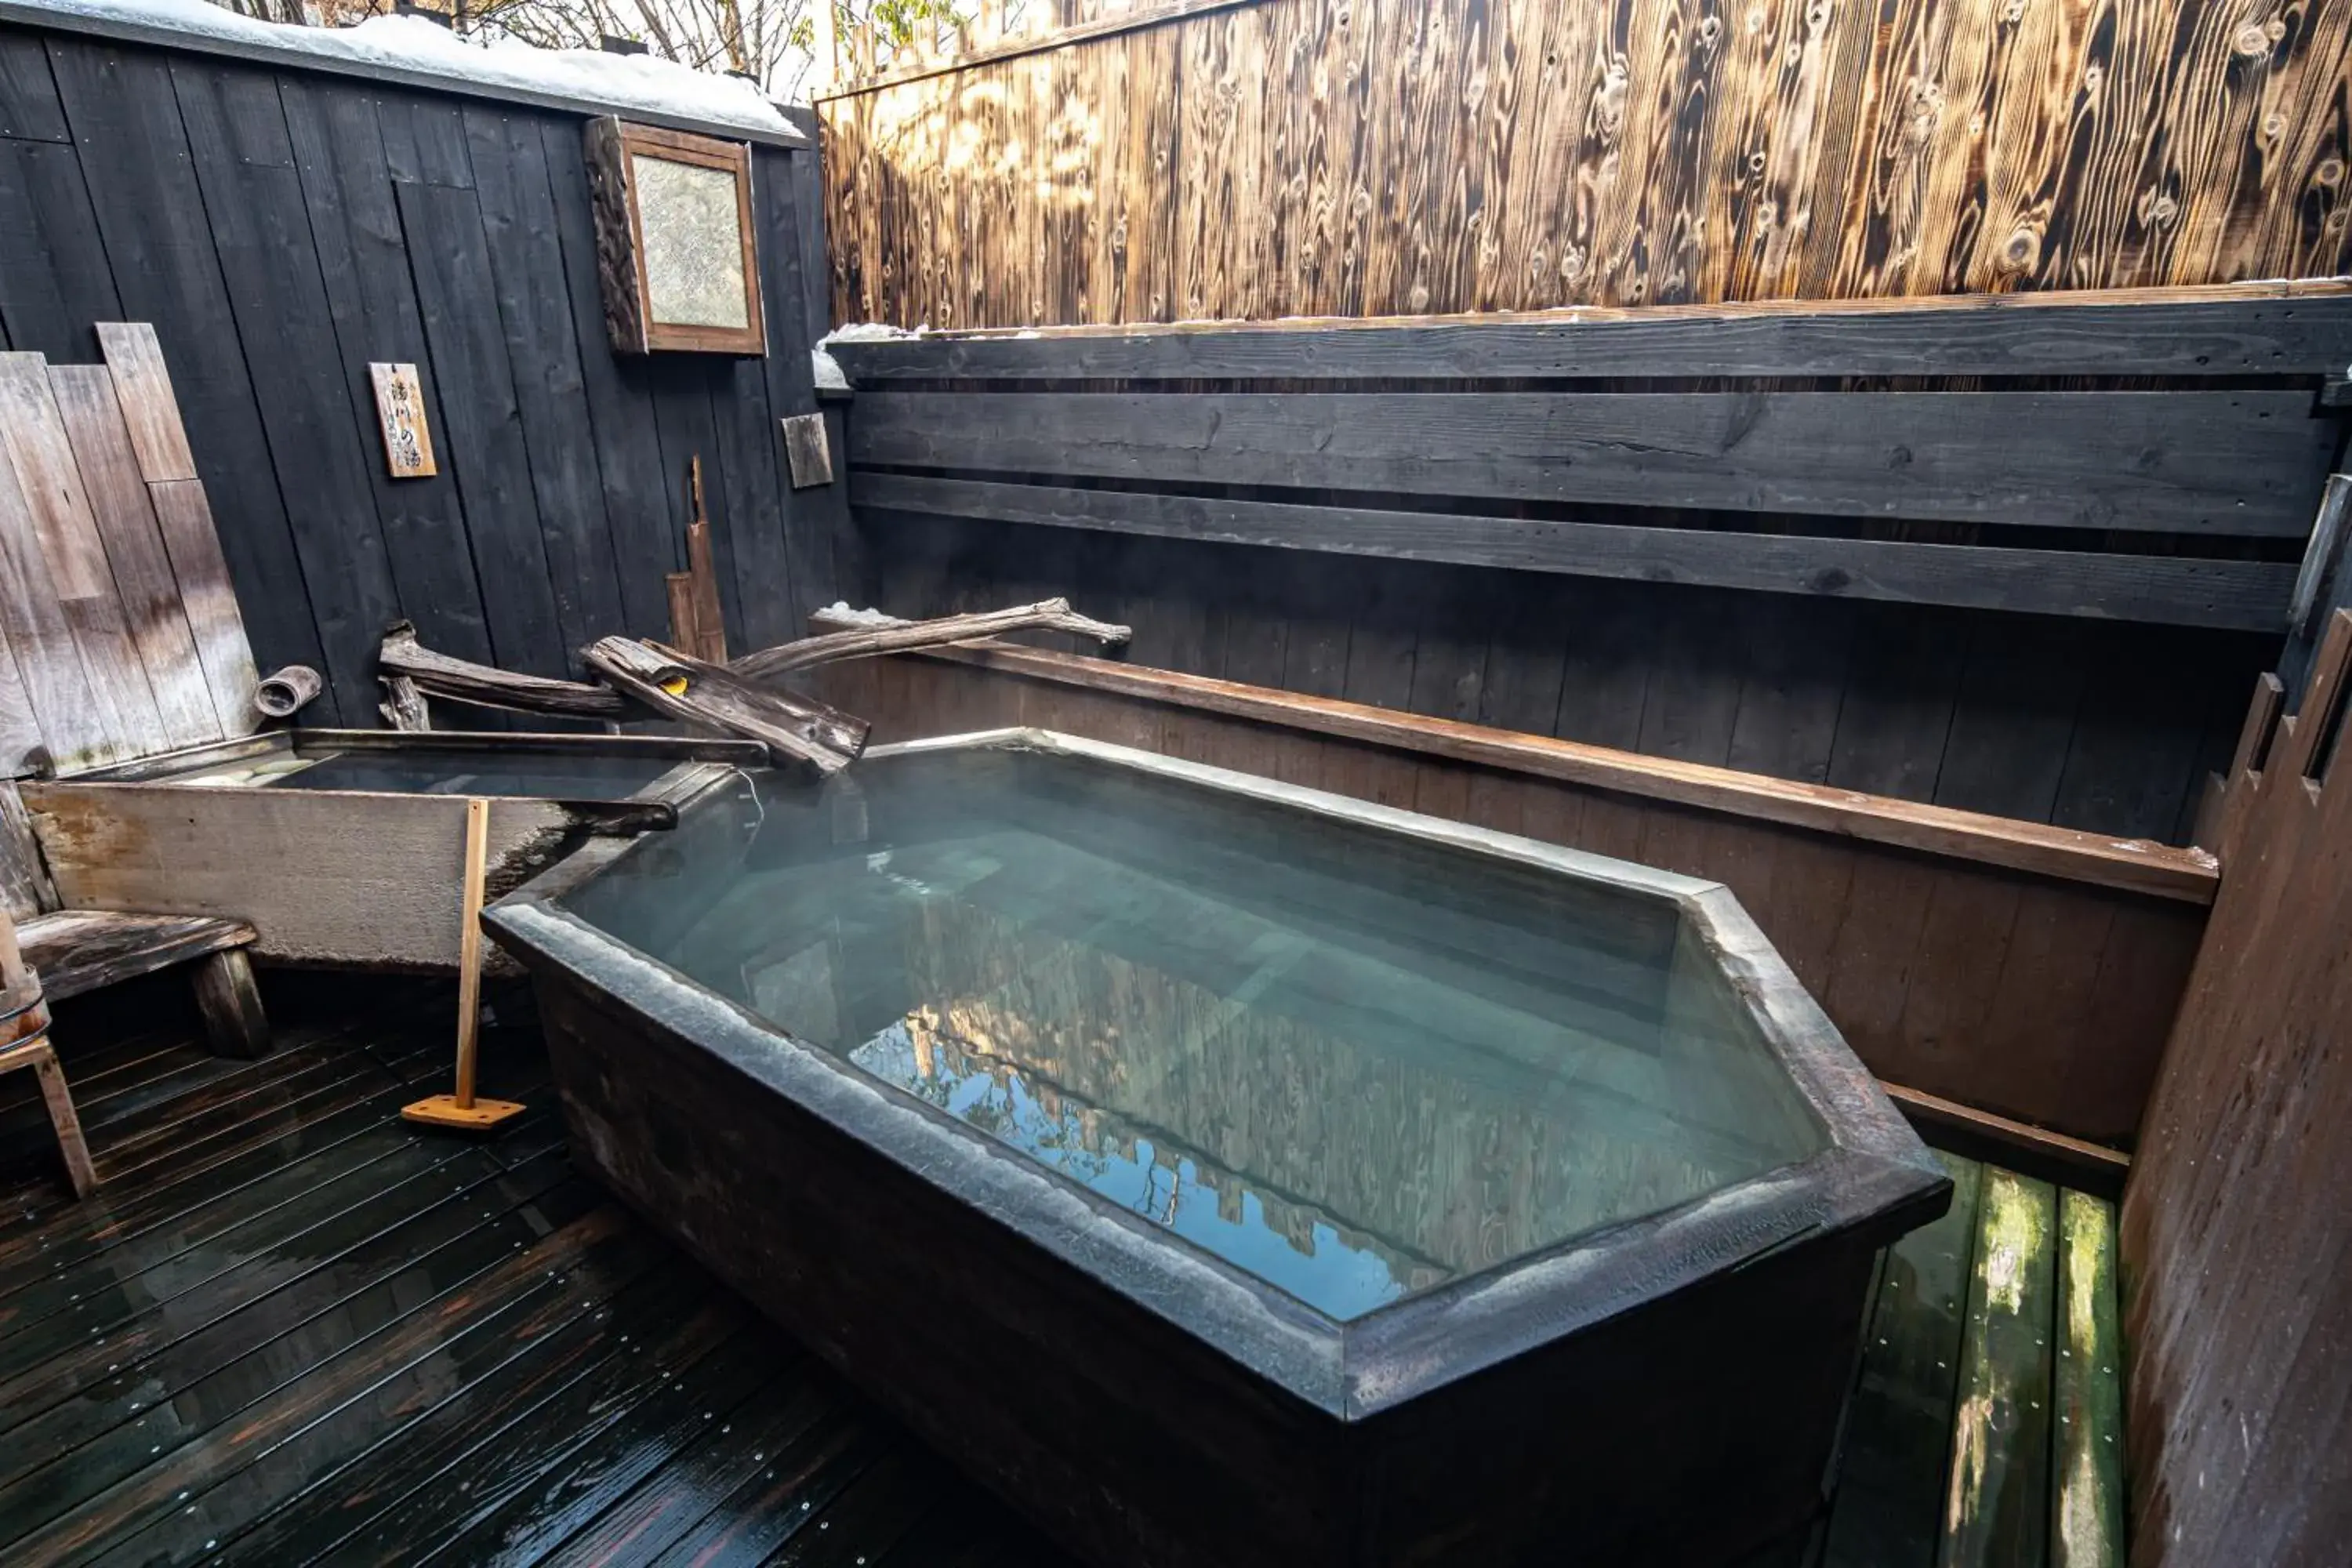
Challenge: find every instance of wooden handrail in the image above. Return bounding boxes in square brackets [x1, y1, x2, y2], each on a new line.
[818, 615, 2220, 905]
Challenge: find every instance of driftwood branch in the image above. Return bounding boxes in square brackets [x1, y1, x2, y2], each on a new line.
[378, 622, 628, 719]
[583, 637, 869, 775]
[379, 673, 432, 731]
[732, 599, 1130, 682]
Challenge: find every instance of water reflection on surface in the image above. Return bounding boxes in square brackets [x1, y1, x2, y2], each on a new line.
[563, 750, 1826, 1322]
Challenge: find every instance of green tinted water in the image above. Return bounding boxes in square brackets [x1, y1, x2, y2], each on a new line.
[561, 748, 1825, 1322]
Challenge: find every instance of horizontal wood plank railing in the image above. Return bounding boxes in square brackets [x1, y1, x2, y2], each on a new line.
[854, 390, 2326, 538]
[826, 279, 2352, 380]
[851, 473, 2299, 629]
[829, 281, 2350, 633]
[817, 626, 2216, 1152]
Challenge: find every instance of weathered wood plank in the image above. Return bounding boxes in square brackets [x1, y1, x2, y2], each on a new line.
[0, 426, 103, 772]
[1878, 1083, 2130, 1201]
[2051, 1189, 2125, 1568]
[852, 390, 2332, 537]
[849, 476, 2296, 630]
[0, 350, 165, 757]
[89, 322, 196, 485]
[14, 908, 252, 1001]
[45, 363, 223, 747]
[827, 281, 2352, 381]
[19, 783, 587, 971]
[813, 624, 2218, 905]
[1940, 1167, 2056, 1568]
[142, 479, 258, 737]
[1822, 1152, 1982, 1568]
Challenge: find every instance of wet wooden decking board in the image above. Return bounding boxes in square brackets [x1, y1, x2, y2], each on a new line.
[0, 978, 1069, 1568]
[0, 979, 2119, 1567]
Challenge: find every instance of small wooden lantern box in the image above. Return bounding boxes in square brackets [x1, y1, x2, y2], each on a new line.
[584, 117, 766, 356]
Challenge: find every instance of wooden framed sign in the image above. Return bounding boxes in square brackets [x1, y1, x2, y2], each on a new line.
[584, 118, 766, 356]
[367, 362, 436, 477]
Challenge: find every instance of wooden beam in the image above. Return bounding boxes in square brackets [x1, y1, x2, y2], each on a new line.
[732, 597, 1130, 681]
[377, 621, 629, 719]
[583, 637, 867, 774]
[1878, 1080, 2131, 1201]
[851, 390, 2331, 537]
[811, 612, 2219, 905]
[824, 278, 2352, 382]
[851, 474, 2298, 630]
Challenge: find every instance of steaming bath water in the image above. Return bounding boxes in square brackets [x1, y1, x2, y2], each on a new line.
[560, 748, 1826, 1322]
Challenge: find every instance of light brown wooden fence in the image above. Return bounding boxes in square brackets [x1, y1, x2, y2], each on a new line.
[817, 0, 2352, 328]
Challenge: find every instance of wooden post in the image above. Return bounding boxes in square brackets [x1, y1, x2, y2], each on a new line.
[686, 456, 728, 664]
[402, 797, 526, 1132]
[666, 571, 704, 655]
[0, 907, 93, 1197]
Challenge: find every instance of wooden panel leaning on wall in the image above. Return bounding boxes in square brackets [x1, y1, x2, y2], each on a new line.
[0, 325, 261, 775]
[2120, 610, 2352, 1567]
[819, 0, 2352, 328]
[818, 627, 2211, 1165]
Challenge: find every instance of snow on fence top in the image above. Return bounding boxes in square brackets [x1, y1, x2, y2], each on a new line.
[0, 0, 806, 146]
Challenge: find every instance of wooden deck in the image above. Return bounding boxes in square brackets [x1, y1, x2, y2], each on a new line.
[0, 977, 2119, 1567]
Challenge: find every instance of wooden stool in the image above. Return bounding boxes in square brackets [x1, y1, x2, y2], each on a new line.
[0, 914, 94, 1200]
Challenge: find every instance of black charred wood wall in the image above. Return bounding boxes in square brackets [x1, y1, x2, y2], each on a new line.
[863, 514, 2275, 848]
[0, 21, 856, 728]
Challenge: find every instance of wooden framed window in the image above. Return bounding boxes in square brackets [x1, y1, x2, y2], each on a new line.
[583, 118, 766, 356]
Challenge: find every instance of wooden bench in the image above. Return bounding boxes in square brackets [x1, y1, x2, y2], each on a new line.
[16, 909, 266, 1055]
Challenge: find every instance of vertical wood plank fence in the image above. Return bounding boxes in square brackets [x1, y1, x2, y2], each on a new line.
[818, 0, 2352, 329]
[0, 20, 855, 728]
